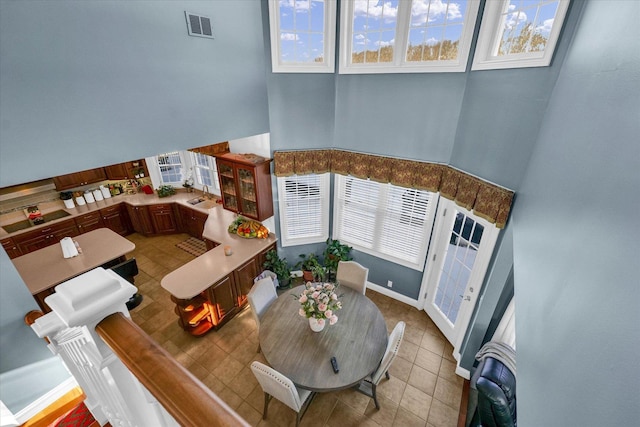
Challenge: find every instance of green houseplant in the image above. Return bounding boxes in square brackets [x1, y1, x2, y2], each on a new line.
[156, 185, 176, 198]
[263, 249, 291, 288]
[323, 238, 353, 281]
[296, 253, 324, 282]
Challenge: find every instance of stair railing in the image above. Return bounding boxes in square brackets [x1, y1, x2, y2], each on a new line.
[30, 267, 247, 427]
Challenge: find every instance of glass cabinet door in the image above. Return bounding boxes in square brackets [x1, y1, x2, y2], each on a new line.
[218, 161, 238, 212]
[237, 166, 258, 218]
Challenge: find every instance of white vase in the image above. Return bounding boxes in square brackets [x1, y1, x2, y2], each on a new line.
[308, 317, 325, 332]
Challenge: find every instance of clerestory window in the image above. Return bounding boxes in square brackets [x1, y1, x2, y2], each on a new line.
[268, 0, 336, 73]
[472, 0, 571, 70]
[339, 0, 480, 73]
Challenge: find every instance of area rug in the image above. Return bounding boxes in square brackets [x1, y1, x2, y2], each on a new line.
[176, 237, 207, 257]
[53, 401, 95, 427]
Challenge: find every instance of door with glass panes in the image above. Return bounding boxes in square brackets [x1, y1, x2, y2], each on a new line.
[421, 199, 499, 352]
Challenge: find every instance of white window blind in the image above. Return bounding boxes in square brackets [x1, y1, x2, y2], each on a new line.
[278, 173, 330, 246]
[333, 175, 438, 270]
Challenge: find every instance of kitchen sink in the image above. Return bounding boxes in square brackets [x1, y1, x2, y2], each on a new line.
[194, 200, 217, 210]
[187, 197, 206, 205]
[2, 209, 71, 233]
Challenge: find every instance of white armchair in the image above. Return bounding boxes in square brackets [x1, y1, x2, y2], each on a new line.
[356, 320, 405, 409]
[336, 260, 369, 295]
[247, 277, 278, 352]
[250, 361, 316, 427]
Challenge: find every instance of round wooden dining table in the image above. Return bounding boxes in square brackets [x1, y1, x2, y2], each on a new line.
[259, 284, 388, 392]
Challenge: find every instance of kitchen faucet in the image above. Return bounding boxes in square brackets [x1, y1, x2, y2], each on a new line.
[202, 185, 212, 200]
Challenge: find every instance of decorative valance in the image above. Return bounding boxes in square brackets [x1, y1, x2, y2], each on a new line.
[273, 149, 514, 228]
[188, 141, 230, 157]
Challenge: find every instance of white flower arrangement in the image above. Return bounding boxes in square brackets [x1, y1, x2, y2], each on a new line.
[295, 282, 342, 327]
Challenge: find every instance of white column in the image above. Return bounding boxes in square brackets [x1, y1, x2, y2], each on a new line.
[30, 267, 178, 427]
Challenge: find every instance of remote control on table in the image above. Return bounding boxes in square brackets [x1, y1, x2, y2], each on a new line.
[330, 357, 339, 374]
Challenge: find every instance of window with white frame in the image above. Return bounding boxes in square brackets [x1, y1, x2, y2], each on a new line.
[268, 0, 336, 73]
[333, 175, 438, 270]
[278, 173, 330, 246]
[189, 151, 220, 192]
[155, 151, 185, 186]
[339, 0, 480, 74]
[472, 0, 570, 70]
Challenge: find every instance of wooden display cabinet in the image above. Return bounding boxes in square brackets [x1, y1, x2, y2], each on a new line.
[216, 153, 273, 221]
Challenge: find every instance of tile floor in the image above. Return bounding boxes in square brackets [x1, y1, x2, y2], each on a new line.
[125, 232, 465, 427]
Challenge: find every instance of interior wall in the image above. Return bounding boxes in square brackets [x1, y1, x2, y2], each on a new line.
[0, 0, 270, 188]
[512, 1, 640, 425]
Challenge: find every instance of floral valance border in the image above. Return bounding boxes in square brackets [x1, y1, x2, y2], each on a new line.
[273, 149, 514, 229]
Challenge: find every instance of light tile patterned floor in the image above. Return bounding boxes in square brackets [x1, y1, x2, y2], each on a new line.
[126, 233, 464, 427]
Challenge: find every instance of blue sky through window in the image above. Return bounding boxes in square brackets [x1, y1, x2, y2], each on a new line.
[278, 0, 326, 63]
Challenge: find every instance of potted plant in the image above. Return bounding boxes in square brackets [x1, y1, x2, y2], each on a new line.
[296, 253, 323, 282]
[323, 238, 353, 281]
[263, 249, 291, 288]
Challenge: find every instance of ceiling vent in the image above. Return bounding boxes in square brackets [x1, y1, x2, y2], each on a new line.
[185, 11, 214, 39]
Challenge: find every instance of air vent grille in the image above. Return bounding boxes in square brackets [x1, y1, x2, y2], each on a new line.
[185, 11, 214, 39]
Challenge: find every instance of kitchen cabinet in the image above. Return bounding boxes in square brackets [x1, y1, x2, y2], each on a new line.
[14, 219, 79, 254]
[233, 257, 259, 307]
[1, 237, 22, 259]
[171, 293, 214, 336]
[216, 153, 273, 221]
[75, 211, 105, 234]
[148, 204, 178, 234]
[104, 159, 149, 180]
[256, 243, 277, 273]
[207, 275, 238, 328]
[177, 205, 208, 239]
[126, 205, 154, 236]
[53, 167, 107, 191]
[100, 204, 130, 236]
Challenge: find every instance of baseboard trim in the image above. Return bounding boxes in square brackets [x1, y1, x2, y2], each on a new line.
[366, 282, 420, 308]
[14, 377, 78, 425]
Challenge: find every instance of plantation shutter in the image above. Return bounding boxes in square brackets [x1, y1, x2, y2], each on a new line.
[334, 175, 437, 271]
[278, 174, 330, 246]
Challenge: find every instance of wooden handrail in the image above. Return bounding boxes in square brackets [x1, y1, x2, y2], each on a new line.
[96, 313, 248, 427]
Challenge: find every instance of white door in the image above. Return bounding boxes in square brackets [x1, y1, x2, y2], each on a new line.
[420, 199, 499, 353]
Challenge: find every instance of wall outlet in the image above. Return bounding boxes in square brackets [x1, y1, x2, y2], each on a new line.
[387, 280, 393, 288]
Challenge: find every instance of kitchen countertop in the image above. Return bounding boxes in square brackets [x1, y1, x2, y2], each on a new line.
[161, 206, 277, 300]
[3, 189, 278, 300]
[0, 191, 220, 239]
[12, 228, 136, 295]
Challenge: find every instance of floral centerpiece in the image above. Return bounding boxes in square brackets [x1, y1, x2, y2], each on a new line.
[295, 282, 342, 332]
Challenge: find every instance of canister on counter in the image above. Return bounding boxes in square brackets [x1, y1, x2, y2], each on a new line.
[84, 190, 95, 203]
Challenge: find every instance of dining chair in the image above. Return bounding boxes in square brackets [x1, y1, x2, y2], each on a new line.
[247, 276, 278, 352]
[250, 361, 316, 427]
[336, 260, 369, 295]
[356, 320, 406, 409]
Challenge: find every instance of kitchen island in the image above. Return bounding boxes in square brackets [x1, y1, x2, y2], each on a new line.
[161, 205, 277, 335]
[12, 228, 135, 312]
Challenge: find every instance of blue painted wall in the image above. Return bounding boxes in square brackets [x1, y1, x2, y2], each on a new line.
[0, 0, 269, 187]
[512, 1, 640, 425]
